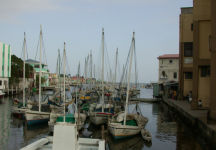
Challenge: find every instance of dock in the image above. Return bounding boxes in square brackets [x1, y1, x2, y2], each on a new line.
[130, 98, 161, 103]
[163, 98, 216, 149]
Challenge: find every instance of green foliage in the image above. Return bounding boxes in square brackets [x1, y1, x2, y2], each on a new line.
[36, 75, 46, 87]
[9, 55, 34, 86]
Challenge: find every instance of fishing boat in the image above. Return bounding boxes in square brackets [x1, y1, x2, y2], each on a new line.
[89, 28, 114, 125]
[21, 122, 105, 150]
[0, 90, 5, 99]
[48, 43, 86, 132]
[80, 92, 91, 101]
[108, 32, 148, 139]
[141, 128, 152, 142]
[89, 103, 114, 125]
[108, 111, 148, 139]
[21, 42, 105, 149]
[25, 25, 50, 125]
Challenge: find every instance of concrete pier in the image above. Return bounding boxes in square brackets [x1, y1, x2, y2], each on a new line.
[163, 98, 216, 148]
[130, 98, 161, 103]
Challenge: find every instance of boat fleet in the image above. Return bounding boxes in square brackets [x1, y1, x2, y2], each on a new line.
[8, 26, 152, 150]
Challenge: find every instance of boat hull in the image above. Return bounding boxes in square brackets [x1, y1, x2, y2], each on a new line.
[141, 129, 152, 142]
[90, 112, 113, 125]
[25, 111, 50, 126]
[108, 123, 141, 140]
[12, 107, 28, 119]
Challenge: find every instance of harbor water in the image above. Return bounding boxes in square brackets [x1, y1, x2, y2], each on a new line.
[0, 88, 210, 150]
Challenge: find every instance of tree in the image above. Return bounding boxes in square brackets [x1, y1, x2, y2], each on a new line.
[36, 75, 46, 88]
[9, 55, 34, 86]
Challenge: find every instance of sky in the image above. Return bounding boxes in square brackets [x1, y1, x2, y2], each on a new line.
[0, 0, 193, 83]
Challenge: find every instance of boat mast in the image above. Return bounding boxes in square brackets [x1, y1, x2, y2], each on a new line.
[90, 51, 92, 79]
[39, 25, 42, 112]
[90, 50, 93, 88]
[77, 61, 80, 77]
[63, 42, 66, 122]
[102, 28, 105, 112]
[57, 49, 61, 102]
[134, 41, 138, 88]
[23, 32, 26, 107]
[124, 32, 135, 126]
[84, 58, 87, 79]
[94, 64, 95, 79]
[114, 48, 118, 85]
[86, 54, 89, 78]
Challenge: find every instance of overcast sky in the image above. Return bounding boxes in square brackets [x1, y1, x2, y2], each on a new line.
[0, 0, 192, 83]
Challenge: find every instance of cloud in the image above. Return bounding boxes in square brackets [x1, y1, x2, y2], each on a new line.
[0, 0, 60, 22]
[0, 0, 172, 23]
[82, 0, 168, 4]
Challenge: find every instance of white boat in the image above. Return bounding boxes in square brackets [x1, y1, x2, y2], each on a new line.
[89, 103, 114, 125]
[20, 122, 105, 150]
[90, 28, 114, 125]
[90, 111, 113, 125]
[108, 111, 148, 139]
[48, 111, 86, 132]
[48, 43, 86, 132]
[25, 110, 50, 125]
[141, 128, 152, 142]
[0, 90, 5, 98]
[25, 25, 50, 125]
[108, 32, 148, 139]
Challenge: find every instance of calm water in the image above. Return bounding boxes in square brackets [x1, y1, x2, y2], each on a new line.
[0, 88, 209, 150]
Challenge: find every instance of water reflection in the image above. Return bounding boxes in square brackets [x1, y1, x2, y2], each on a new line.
[0, 88, 212, 150]
[0, 97, 11, 150]
[107, 135, 145, 150]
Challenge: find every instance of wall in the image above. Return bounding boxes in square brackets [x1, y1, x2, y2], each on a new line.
[179, 7, 193, 99]
[159, 58, 179, 82]
[192, 0, 211, 108]
[199, 21, 211, 59]
[184, 79, 193, 97]
[193, 0, 211, 21]
[0, 42, 11, 78]
[0, 78, 9, 90]
[198, 70, 210, 107]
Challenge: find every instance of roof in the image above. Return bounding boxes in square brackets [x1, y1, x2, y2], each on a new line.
[26, 59, 40, 64]
[158, 54, 179, 59]
[26, 59, 47, 65]
[181, 7, 193, 14]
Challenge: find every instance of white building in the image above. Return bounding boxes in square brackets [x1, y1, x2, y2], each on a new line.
[158, 54, 179, 83]
[0, 42, 11, 90]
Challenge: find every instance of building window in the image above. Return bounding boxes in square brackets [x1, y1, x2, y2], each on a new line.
[162, 71, 166, 77]
[184, 42, 193, 57]
[0, 80, 2, 86]
[201, 66, 210, 77]
[35, 65, 40, 68]
[185, 72, 192, 79]
[161, 71, 167, 79]
[191, 23, 193, 31]
[169, 60, 173, 63]
[173, 72, 177, 79]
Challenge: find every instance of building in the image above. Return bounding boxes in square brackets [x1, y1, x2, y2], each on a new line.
[0, 42, 11, 91]
[179, 0, 216, 119]
[26, 59, 49, 87]
[158, 54, 179, 83]
[71, 76, 85, 84]
[179, 7, 193, 100]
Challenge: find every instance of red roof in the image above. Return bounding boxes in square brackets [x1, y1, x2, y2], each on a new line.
[158, 54, 179, 59]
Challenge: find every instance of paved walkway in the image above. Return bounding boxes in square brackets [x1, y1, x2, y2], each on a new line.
[164, 99, 208, 123]
[163, 98, 216, 144]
